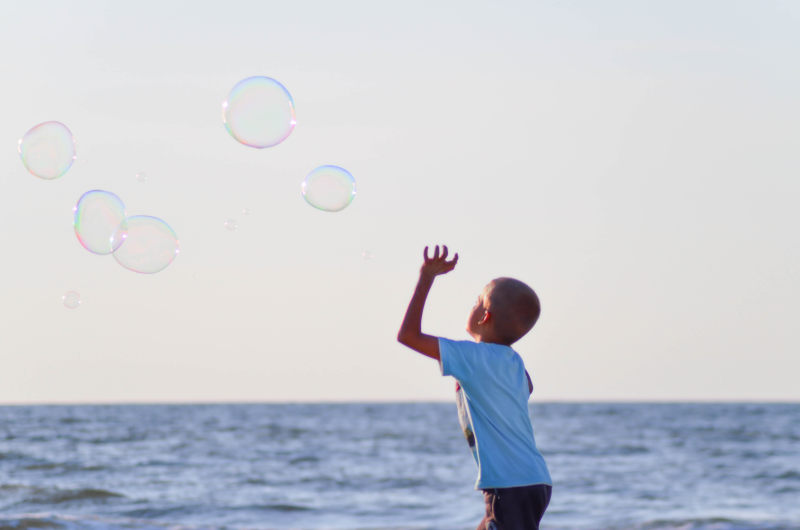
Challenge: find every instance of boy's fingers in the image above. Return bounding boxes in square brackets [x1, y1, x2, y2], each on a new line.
[423, 245, 459, 265]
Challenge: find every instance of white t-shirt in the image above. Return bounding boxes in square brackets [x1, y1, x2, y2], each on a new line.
[439, 337, 552, 489]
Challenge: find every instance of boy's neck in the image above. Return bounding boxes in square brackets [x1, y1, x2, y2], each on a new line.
[473, 332, 513, 347]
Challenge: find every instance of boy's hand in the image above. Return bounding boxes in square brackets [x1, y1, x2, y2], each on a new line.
[421, 245, 458, 279]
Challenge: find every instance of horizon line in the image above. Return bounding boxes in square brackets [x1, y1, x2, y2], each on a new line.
[1, 398, 798, 407]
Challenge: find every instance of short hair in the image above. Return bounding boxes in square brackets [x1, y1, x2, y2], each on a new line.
[486, 277, 541, 344]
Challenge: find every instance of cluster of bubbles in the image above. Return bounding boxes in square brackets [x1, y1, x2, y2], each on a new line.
[20, 75, 359, 309]
[222, 208, 252, 232]
[222, 76, 357, 212]
[74, 190, 179, 274]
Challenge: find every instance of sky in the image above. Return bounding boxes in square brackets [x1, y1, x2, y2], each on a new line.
[1, 1, 798, 403]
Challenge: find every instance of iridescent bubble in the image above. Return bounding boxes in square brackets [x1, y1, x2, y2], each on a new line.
[74, 190, 128, 255]
[111, 215, 179, 274]
[301, 165, 356, 212]
[135, 172, 147, 183]
[223, 219, 238, 231]
[62, 291, 81, 309]
[18, 121, 77, 180]
[222, 76, 296, 148]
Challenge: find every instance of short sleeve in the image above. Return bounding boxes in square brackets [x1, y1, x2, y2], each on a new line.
[438, 338, 482, 385]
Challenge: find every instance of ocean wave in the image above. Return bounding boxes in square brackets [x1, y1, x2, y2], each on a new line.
[2, 457, 105, 482]
[628, 517, 795, 530]
[777, 469, 800, 480]
[753, 469, 800, 481]
[0, 452, 48, 467]
[0, 513, 199, 530]
[237, 503, 314, 513]
[22, 462, 106, 473]
[23, 487, 124, 505]
[121, 506, 196, 520]
[288, 455, 320, 465]
[0, 516, 65, 530]
[547, 444, 651, 456]
[0, 484, 29, 492]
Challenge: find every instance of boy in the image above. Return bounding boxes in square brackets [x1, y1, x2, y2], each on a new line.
[397, 245, 552, 530]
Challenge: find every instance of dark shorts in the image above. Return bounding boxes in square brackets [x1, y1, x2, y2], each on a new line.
[477, 484, 552, 530]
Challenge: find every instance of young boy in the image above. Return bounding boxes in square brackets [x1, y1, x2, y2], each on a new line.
[397, 245, 552, 530]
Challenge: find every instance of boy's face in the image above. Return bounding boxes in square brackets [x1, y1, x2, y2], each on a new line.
[466, 283, 493, 340]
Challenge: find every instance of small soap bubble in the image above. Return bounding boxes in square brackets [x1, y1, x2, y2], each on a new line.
[301, 165, 356, 212]
[62, 291, 81, 309]
[111, 215, 179, 274]
[74, 190, 128, 255]
[361, 250, 375, 260]
[135, 172, 147, 183]
[18, 121, 77, 179]
[241, 208, 251, 216]
[223, 219, 238, 231]
[222, 76, 296, 148]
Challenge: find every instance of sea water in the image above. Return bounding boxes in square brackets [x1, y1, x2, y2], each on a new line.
[1, 403, 798, 529]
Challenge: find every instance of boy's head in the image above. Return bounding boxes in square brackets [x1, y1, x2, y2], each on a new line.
[467, 277, 540, 345]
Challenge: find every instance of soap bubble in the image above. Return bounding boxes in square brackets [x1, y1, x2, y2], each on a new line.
[301, 165, 356, 212]
[135, 172, 147, 183]
[62, 291, 81, 309]
[111, 215, 179, 274]
[74, 190, 128, 255]
[18, 121, 76, 179]
[223, 219, 238, 231]
[222, 76, 296, 148]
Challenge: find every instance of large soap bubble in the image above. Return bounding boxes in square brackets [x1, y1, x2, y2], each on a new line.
[111, 215, 179, 274]
[74, 190, 128, 255]
[222, 76, 296, 148]
[301, 165, 356, 212]
[18, 121, 77, 179]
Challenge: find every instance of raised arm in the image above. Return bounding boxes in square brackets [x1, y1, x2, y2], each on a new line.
[397, 245, 458, 361]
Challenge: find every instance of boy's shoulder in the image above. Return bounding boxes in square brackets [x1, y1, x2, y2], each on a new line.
[440, 337, 517, 354]
[439, 337, 522, 370]
[440, 337, 533, 394]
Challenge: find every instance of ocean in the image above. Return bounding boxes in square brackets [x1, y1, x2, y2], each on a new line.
[0, 403, 798, 530]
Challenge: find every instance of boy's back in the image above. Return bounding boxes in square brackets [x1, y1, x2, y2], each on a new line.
[439, 338, 551, 490]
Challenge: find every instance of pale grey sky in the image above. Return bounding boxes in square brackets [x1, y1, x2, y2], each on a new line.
[1, 1, 798, 403]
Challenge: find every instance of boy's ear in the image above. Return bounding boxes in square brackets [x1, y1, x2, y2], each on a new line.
[478, 310, 491, 325]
